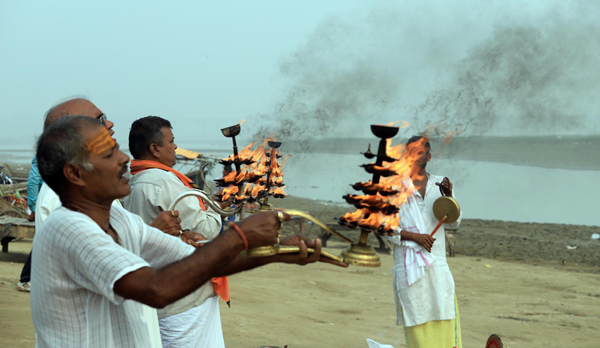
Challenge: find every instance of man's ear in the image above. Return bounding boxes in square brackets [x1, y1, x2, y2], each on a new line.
[63, 164, 87, 188]
[149, 143, 161, 159]
[426, 151, 432, 162]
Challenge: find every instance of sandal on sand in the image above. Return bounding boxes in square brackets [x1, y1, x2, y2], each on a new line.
[17, 281, 31, 292]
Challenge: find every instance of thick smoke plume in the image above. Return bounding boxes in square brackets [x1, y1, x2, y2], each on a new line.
[253, 14, 403, 144]
[252, 1, 600, 144]
[413, 20, 600, 135]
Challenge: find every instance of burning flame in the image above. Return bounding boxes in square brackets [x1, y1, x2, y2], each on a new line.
[341, 123, 455, 233]
[384, 120, 411, 128]
[217, 133, 288, 203]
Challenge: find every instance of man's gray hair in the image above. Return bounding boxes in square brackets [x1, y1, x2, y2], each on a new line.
[37, 116, 98, 196]
[43, 95, 90, 130]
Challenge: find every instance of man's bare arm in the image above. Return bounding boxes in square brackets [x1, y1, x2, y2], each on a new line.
[114, 229, 245, 308]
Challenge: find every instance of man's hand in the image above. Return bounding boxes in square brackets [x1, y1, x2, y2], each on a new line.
[151, 210, 182, 236]
[435, 177, 453, 197]
[277, 235, 348, 268]
[182, 231, 207, 248]
[235, 211, 289, 249]
[411, 233, 435, 253]
[26, 211, 35, 222]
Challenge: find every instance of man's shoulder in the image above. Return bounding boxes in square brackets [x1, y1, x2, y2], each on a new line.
[110, 204, 142, 225]
[38, 182, 58, 202]
[40, 207, 93, 240]
[130, 168, 179, 186]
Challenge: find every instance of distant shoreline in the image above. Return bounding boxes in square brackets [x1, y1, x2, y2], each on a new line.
[2, 134, 599, 171]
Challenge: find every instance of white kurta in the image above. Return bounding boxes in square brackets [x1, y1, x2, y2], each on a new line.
[385, 174, 462, 327]
[31, 205, 195, 348]
[34, 182, 62, 229]
[124, 168, 222, 345]
[124, 168, 221, 239]
[33, 182, 162, 348]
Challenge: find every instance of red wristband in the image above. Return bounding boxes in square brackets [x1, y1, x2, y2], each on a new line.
[230, 222, 249, 250]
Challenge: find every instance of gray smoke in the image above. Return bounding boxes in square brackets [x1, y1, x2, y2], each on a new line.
[251, 1, 600, 145]
[250, 11, 405, 148]
[413, 17, 600, 135]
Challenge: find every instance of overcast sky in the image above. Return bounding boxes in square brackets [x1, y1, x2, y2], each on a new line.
[2, 0, 599, 150]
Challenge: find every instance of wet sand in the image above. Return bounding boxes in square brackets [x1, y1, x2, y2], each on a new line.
[1, 196, 599, 347]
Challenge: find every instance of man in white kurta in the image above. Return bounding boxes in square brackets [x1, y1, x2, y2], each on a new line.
[386, 174, 461, 326]
[124, 115, 224, 348]
[384, 136, 463, 348]
[29, 98, 166, 348]
[125, 167, 224, 348]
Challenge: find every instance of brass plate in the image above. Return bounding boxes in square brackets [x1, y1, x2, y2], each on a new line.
[432, 196, 461, 224]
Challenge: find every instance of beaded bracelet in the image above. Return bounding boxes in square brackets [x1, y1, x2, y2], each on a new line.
[229, 222, 249, 250]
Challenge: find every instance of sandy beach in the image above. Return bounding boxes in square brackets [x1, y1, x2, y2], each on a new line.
[1, 195, 599, 347]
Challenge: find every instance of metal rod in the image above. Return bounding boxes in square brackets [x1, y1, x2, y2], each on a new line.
[282, 209, 355, 245]
[168, 189, 244, 216]
[372, 138, 387, 184]
[198, 162, 213, 196]
[358, 230, 369, 245]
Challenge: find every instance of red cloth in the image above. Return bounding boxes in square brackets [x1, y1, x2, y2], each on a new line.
[129, 159, 230, 304]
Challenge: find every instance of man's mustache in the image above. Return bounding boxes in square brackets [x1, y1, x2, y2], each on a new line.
[119, 165, 128, 176]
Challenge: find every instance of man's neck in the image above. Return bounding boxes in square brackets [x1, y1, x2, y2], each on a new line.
[138, 155, 171, 168]
[410, 167, 428, 181]
[409, 167, 428, 197]
[61, 196, 113, 231]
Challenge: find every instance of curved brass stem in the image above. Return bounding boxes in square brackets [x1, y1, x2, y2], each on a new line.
[245, 245, 345, 263]
[282, 209, 355, 245]
[199, 162, 212, 196]
[168, 189, 244, 216]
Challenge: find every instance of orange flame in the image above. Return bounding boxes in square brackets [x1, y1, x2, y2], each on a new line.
[219, 133, 288, 202]
[341, 123, 434, 232]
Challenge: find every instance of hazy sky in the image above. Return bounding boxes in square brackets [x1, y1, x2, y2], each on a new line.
[2, 0, 599, 150]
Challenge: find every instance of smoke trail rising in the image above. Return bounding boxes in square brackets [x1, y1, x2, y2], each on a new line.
[251, 1, 600, 144]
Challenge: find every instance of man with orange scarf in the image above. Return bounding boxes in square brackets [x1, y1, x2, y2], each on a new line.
[124, 116, 226, 348]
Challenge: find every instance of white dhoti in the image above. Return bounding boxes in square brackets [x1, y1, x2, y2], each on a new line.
[159, 296, 224, 348]
[142, 305, 162, 348]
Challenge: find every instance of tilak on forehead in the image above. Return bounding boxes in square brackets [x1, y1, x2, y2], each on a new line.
[87, 127, 116, 154]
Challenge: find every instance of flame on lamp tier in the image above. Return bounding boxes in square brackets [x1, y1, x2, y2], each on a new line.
[216, 135, 288, 203]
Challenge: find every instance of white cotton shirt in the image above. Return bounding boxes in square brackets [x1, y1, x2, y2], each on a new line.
[34, 183, 161, 348]
[34, 182, 62, 229]
[124, 168, 220, 319]
[384, 174, 462, 327]
[31, 205, 195, 348]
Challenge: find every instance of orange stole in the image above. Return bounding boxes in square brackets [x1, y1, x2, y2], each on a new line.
[129, 159, 230, 305]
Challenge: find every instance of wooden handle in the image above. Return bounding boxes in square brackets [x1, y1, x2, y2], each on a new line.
[430, 215, 447, 237]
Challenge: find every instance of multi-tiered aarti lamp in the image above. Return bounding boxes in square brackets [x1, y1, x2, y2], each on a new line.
[246, 124, 406, 267]
[257, 141, 287, 211]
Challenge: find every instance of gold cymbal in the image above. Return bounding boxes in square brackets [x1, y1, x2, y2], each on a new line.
[432, 196, 461, 223]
